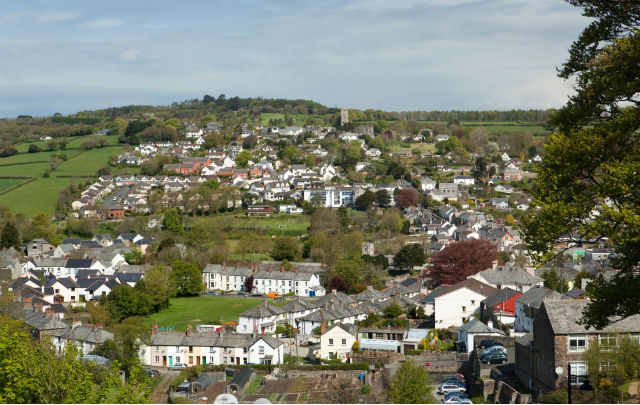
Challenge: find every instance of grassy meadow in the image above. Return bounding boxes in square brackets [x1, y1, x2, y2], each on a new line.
[145, 296, 262, 331]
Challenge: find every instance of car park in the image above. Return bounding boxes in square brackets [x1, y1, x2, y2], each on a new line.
[482, 352, 508, 364]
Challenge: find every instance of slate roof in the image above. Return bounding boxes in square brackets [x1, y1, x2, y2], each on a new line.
[433, 279, 498, 299]
[229, 367, 255, 389]
[48, 325, 114, 344]
[239, 301, 284, 318]
[353, 286, 388, 302]
[4, 303, 67, 331]
[543, 299, 640, 334]
[473, 266, 543, 286]
[322, 323, 357, 336]
[481, 288, 520, 308]
[66, 259, 93, 269]
[515, 285, 564, 308]
[420, 285, 451, 304]
[458, 318, 504, 334]
[114, 272, 144, 284]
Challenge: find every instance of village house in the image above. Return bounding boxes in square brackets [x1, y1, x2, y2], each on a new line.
[432, 279, 498, 327]
[320, 323, 357, 362]
[468, 265, 543, 293]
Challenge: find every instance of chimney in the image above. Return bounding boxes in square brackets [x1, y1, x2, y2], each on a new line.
[294, 268, 298, 274]
[492, 260, 498, 270]
[22, 297, 32, 309]
[280, 266, 284, 272]
[34, 302, 43, 312]
[152, 323, 158, 335]
[187, 324, 192, 337]
[96, 322, 103, 330]
[45, 307, 54, 318]
[332, 289, 337, 295]
[72, 320, 81, 329]
[222, 261, 226, 267]
[367, 286, 373, 291]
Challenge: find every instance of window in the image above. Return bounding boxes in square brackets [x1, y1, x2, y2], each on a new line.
[210, 356, 215, 363]
[329, 339, 334, 346]
[569, 335, 587, 352]
[176, 356, 180, 363]
[471, 300, 475, 305]
[461, 306, 466, 312]
[259, 346, 264, 355]
[328, 352, 333, 358]
[342, 339, 347, 345]
[176, 346, 180, 352]
[189, 356, 193, 364]
[155, 356, 159, 362]
[189, 346, 193, 353]
[210, 346, 215, 353]
[599, 335, 618, 350]
[243, 348, 248, 353]
[570, 362, 588, 386]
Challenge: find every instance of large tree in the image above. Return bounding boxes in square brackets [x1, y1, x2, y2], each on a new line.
[426, 239, 498, 285]
[171, 261, 203, 297]
[393, 243, 426, 271]
[388, 358, 435, 403]
[270, 237, 299, 261]
[521, 1, 640, 329]
[394, 188, 418, 209]
[0, 221, 19, 249]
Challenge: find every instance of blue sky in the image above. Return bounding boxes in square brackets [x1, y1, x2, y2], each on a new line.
[0, 0, 590, 117]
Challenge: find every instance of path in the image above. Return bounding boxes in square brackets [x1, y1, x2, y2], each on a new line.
[151, 370, 179, 404]
[629, 381, 639, 402]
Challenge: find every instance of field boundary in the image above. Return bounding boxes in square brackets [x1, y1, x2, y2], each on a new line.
[0, 176, 36, 196]
[0, 160, 48, 167]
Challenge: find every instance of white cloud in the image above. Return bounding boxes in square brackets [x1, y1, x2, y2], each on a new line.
[118, 48, 140, 61]
[80, 17, 124, 28]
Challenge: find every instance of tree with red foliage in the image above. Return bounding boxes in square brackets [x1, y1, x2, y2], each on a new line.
[244, 275, 254, 293]
[425, 239, 498, 285]
[394, 188, 418, 209]
[328, 275, 349, 292]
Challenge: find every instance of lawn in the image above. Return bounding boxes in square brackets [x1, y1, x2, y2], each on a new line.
[0, 178, 25, 192]
[199, 213, 310, 235]
[145, 296, 262, 331]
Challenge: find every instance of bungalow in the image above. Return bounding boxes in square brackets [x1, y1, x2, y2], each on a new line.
[457, 318, 504, 354]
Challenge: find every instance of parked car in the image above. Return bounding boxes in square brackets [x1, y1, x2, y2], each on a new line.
[251, 294, 263, 297]
[144, 368, 159, 377]
[266, 292, 281, 298]
[205, 291, 219, 296]
[479, 339, 500, 349]
[481, 345, 506, 358]
[171, 363, 186, 370]
[439, 383, 465, 395]
[482, 352, 508, 364]
[444, 392, 470, 400]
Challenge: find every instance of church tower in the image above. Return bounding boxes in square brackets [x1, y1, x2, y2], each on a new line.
[340, 107, 349, 126]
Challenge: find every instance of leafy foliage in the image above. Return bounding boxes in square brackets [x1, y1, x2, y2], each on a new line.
[171, 261, 203, 297]
[393, 243, 426, 271]
[521, 1, 640, 328]
[426, 239, 498, 285]
[388, 358, 435, 403]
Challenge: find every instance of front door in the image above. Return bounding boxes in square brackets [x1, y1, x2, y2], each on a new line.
[202, 356, 206, 365]
[163, 356, 167, 366]
[169, 356, 173, 367]
[196, 356, 200, 366]
[236, 357, 240, 365]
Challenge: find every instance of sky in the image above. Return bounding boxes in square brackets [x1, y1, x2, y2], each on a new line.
[0, 0, 591, 118]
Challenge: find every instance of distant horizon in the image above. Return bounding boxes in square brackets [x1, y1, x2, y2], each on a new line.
[3, 94, 563, 120]
[0, 0, 589, 118]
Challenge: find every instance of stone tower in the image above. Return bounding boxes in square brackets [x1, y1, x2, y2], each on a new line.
[340, 107, 349, 126]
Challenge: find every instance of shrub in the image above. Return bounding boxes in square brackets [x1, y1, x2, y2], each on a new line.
[405, 349, 423, 356]
[361, 385, 371, 395]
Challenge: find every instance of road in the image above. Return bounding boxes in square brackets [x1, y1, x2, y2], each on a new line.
[150, 368, 180, 404]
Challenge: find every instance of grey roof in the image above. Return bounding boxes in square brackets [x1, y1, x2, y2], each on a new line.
[515, 285, 564, 308]
[481, 288, 520, 308]
[515, 331, 533, 345]
[66, 259, 93, 269]
[48, 325, 114, 344]
[229, 367, 255, 389]
[239, 301, 284, 318]
[4, 303, 67, 331]
[564, 288, 586, 299]
[420, 285, 451, 304]
[432, 279, 499, 300]
[458, 318, 504, 334]
[114, 272, 144, 284]
[354, 287, 388, 302]
[473, 266, 543, 286]
[542, 299, 640, 334]
[313, 291, 356, 307]
[257, 335, 283, 349]
[322, 323, 357, 336]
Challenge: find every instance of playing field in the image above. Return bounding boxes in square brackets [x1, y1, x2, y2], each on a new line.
[145, 296, 263, 331]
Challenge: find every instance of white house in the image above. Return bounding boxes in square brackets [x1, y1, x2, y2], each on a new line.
[468, 266, 543, 293]
[202, 264, 252, 292]
[48, 323, 114, 355]
[433, 279, 498, 327]
[248, 336, 284, 365]
[453, 175, 475, 186]
[457, 318, 504, 354]
[514, 286, 564, 333]
[320, 323, 357, 362]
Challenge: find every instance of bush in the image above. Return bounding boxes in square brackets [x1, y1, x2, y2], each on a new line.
[405, 349, 423, 356]
[540, 389, 567, 404]
[361, 385, 371, 395]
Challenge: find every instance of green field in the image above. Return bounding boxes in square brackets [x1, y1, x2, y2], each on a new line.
[199, 213, 310, 234]
[145, 296, 262, 331]
[260, 113, 324, 126]
[0, 141, 123, 216]
[0, 178, 25, 192]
